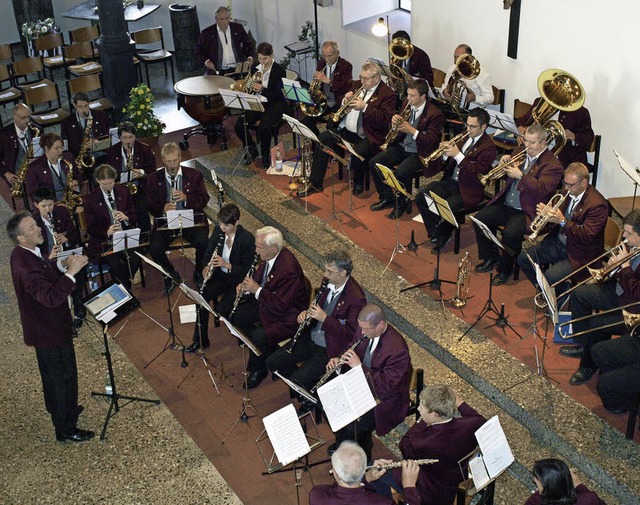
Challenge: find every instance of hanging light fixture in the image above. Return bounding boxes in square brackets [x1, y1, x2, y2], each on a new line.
[371, 17, 388, 37]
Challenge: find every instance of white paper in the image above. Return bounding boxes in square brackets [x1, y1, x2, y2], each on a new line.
[468, 453, 491, 491]
[262, 404, 311, 467]
[166, 209, 195, 229]
[179, 304, 197, 323]
[474, 416, 514, 479]
[39, 113, 59, 120]
[85, 282, 132, 322]
[112, 228, 141, 253]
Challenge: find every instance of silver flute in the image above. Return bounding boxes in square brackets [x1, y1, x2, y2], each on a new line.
[311, 335, 367, 393]
[365, 458, 439, 471]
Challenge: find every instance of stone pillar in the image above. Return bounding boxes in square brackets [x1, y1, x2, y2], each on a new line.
[12, 0, 55, 56]
[95, 0, 137, 123]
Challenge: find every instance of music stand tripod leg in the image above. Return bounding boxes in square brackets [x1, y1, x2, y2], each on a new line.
[177, 310, 221, 395]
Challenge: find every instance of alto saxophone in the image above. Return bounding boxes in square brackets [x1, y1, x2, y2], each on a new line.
[77, 116, 95, 172]
[311, 335, 367, 393]
[61, 159, 83, 214]
[125, 146, 138, 195]
[285, 278, 329, 354]
[380, 102, 411, 152]
[448, 252, 471, 308]
[11, 124, 39, 199]
[228, 254, 260, 321]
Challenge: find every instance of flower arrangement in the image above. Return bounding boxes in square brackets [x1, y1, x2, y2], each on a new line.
[21, 18, 60, 41]
[122, 84, 166, 137]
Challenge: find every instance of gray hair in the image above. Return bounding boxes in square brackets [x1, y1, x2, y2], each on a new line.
[256, 226, 283, 251]
[331, 441, 367, 485]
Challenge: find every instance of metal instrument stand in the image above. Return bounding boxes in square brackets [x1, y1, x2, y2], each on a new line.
[380, 188, 407, 278]
[400, 241, 454, 295]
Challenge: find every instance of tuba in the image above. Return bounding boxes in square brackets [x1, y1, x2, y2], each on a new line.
[300, 62, 328, 118]
[77, 117, 96, 172]
[380, 101, 411, 152]
[11, 124, 40, 199]
[445, 54, 481, 114]
[388, 37, 414, 99]
[527, 68, 585, 126]
[448, 252, 471, 308]
[230, 70, 263, 95]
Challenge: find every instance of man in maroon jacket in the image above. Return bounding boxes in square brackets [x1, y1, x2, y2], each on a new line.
[8, 211, 94, 443]
[301, 41, 353, 136]
[473, 123, 563, 285]
[391, 31, 434, 88]
[517, 162, 608, 306]
[297, 61, 396, 197]
[266, 249, 367, 406]
[60, 92, 110, 159]
[233, 226, 308, 389]
[369, 79, 444, 219]
[325, 303, 411, 462]
[195, 6, 255, 76]
[416, 107, 496, 251]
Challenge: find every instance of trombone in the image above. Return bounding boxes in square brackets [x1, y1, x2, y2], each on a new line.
[557, 302, 640, 340]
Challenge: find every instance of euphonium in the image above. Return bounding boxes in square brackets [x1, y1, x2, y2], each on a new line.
[420, 131, 470, 168]
[200, 236, 224, 294]
[11, 124, 39, 199]
[527, 68, 585, 126]
[445, 54, 481, 113]
[330, 85, 366, 123]
[230, 70, 263, 95]
[448, 252, 471, 308]
[366, 458, 439, 471]
[380, 102, 411, 152]
[388, 37, 414, 98]
[228, 254, 260, 322]
[300, 62, 328, 118]
[311, 335, 367, 393]
[77, 116, 95, 171]
[527, 192, 569, 243]
[61, 159, 83, 214]
[285, 278, 329, 354]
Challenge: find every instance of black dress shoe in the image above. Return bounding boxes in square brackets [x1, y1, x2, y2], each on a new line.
[298, 400, 317, 415]
[163, 272, 181, 296]
[430, 237, 439, 244]
[352, 185, 364, 196]
[297, 182, 322, 197]
[387, 203, 407, 220]
[185, 341, 210, 353]
[370, 199, 394, 211]
[605, 406, 629, 415]
[327, 442, 338, 456]
[475, 258, 498, 273]
[246, 369, 268, 389]
[559, 345, 584, 358]
[261, 156, 270, 169]
[73, 317, 84, 330]
[404, 200, 412, 215]
[56, 428, 95, 443]
[491, 271, 511, 286]
[569, 366, 597, 385]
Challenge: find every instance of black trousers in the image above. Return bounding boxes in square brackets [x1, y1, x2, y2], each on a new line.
[103, 251, 141, 291]
[415, 177, 464, 238]
[149, 226, 209, 279]
[592, 334, 640, 411]
[234, 102, 285, 159]
[35, 339, 80, 435]
[192, 272, 236, 346]
[473, 201, 526, 274]
[230, 296, 275, 372]
[369, 145, 422, 202]
[335, 409, 377, 462]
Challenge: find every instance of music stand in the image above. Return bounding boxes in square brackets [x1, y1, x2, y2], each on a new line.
[375, 163, 414, 277]
[460, 216, 523, 341]
[220, 316, 263, 444]
[401, 191, 456, 293]
[85, 281, 160, 439]
[219, 88, 267, 172]
[157, 209, 205, 283]
[175, 283, 221, 396]
[101, 228, 147, 290]
[613, 148, 640, 211]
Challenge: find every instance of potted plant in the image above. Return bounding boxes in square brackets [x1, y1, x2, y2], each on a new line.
[122, 83, 166, 144]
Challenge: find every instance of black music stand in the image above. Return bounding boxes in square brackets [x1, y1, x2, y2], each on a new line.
[460, 216, 522, 341]
[220, 316, 263, 444]
[175, 283, 221, 395]
[86, 281, 160, 439]
[158, 209, 205, 283]
[219, 88, 266, 172]
[613, 148, 640, 212]
[100, 228, 147, 290]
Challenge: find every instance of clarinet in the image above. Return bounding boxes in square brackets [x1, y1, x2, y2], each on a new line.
[228, 254, 260, 321]
[311, 335, 367, 393]
[365, 458, 439, 471]
[199, 235, 224, 294]
[285, 278, 329, 354]
[47, 212, 62, 254]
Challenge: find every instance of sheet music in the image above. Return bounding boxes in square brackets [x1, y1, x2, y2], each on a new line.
[424, 193, 438, 215]
[179, 304, 197, 323]
[431, 192, 459, 228]
[474, 416, 514, 479]
[220, 316, 261, 355]
[613, 148, 640, 186]
[262, 404, 311, 467]
[282, 114, 320, 144]
[317, 366, 376, 432]
[112, 228, 141, 253]
[135, 250, 171, 277]
[85, 282, 132, 322]
[469, 215, 506, 251]
[166, 209, 195, 229]
[179, 284, 218, 315]
[486, 110, 520, 136]
[468, 453, 491, 491]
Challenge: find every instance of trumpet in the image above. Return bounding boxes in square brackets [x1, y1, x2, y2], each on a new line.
[366, 458, 439, 471]
[558, 303, 640, 340]
[200, 236, 224, 294]
[420, 131, 470, 167]
[228, 254, 260, 321]
[380, 102, 411, 152]
[285, 278, 329, 354]
[448, 252, 471, 308]
[330, 85, 366, 123]
[480, 150, 527, 186]
[311, 335, 367, 393]
[527, 192, 569, 243]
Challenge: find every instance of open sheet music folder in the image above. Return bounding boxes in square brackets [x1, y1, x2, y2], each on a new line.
[83, 280, 140, 324]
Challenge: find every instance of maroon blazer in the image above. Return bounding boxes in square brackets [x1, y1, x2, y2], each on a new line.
[84, 184, 137, 260]
[105, 140, 157, 180]
[253, 247, 308, 346]
[146, 166, 210, 227]
[60, 109, 110, 157]
[395, 100, 444, 173]
[0, 122, 43, 177]
[525, 484, 605, 505]
[10, 246, 76, 348]
[320, 276, 367, 359]
[25, 153, 80, 204]
[397, 402, 486, 505]
[613, 257, 640, 308]
[195, 22, 255, 74]
[407, 45, 434, 88]
[351, 324, 411, 436]
[310, 483, 421, 505]
[516, 99, 594, 168]
[348, 80, 396, 146]
[33, 205, 80, 255]
[490, 147, 563, 229]
[443, 132, 496, 209]
[316, 56, 353, 105]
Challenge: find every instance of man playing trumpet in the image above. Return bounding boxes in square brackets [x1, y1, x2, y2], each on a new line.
[516, 162, 608, 306]
[472, 124, 563, 285]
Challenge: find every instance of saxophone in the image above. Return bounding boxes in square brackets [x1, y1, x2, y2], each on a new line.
[61, 159, 83, 214]
[311, 335, 367, 393]
[125, 146, 138, 195]
[77, 116, 95, 172]
[11, 124, 39, 199]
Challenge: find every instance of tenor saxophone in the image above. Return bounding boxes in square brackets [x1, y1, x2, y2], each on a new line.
[77, 116, 95, 172]
[11, 124, 39, 199]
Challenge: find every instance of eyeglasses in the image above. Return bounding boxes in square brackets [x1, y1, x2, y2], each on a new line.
[359, 75, 377, 82]
[465, 123, 480, 129]
[562, 179, 583, 188]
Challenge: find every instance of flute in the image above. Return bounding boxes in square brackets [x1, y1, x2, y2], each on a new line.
[366, 458, 439, 471]
[311, 335, 367, 393]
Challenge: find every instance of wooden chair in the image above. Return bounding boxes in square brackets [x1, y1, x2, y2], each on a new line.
[604, 217, 622, 249]
[66, 73, 113, 116]
[433, 67, 446, 89]
[69, 25, 100, 59]
[0, 43, 16, 63]
[406, 366, 424, 421]
[131, 27, 175, 85]
[0, 63, 22, 109]
[11, 56, 52, 90]
[63, 41, 103, 79]
[23, 81, 70, 128]
[491, 86, 505, 113]
[513, 98, 532, 120]
[587, 134, 602, 188]
[33, 32, 67, 80]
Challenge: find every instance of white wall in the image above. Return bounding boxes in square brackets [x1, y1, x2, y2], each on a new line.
[342, 0, 395, 25]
